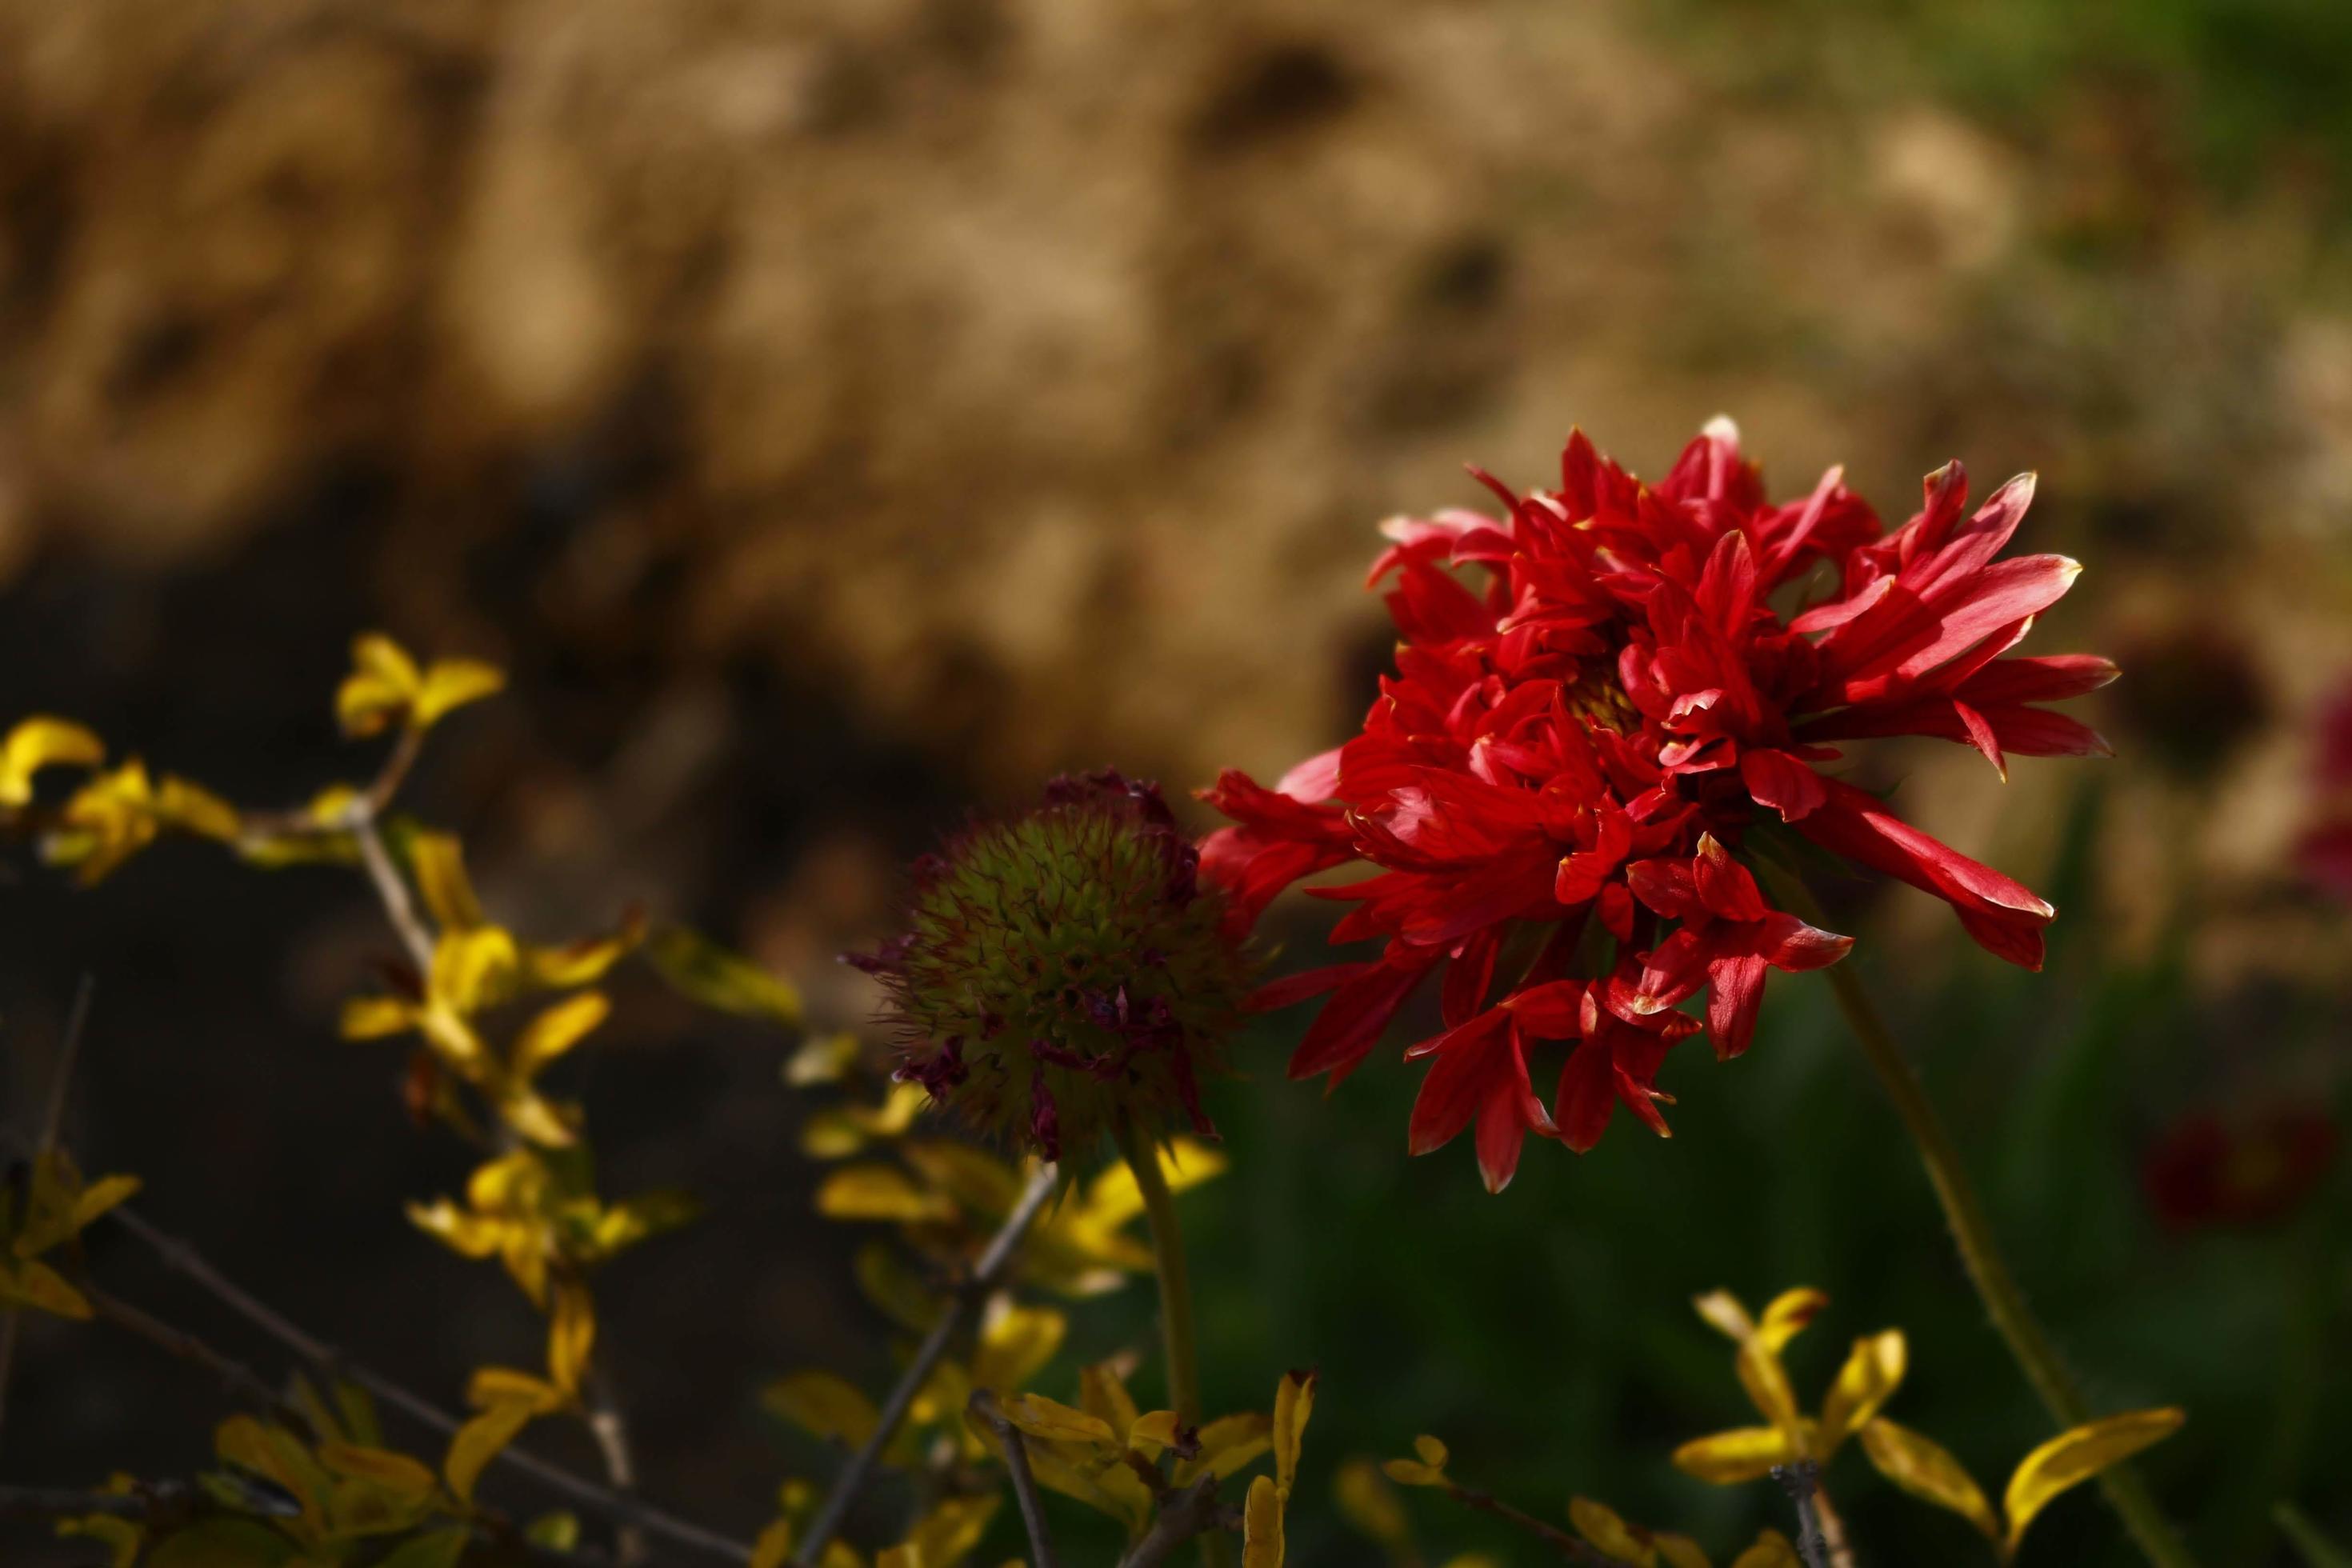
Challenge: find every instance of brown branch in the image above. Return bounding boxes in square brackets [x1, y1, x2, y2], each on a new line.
[346, 803, 436, 974]
[1773, 1461, 1853, 1568]
[83, 1282, 316, 1432]
[970, 1391, 1060, 1568]
[793, 1162, 1062, 1566]
[1436, 1482, 1618, 1566]
[74, 1190, 753, 1562]
[1114, 1475, 1226, 1568]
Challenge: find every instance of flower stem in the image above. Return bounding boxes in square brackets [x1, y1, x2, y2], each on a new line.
[1117, 1122, 1230, 1568]
[1770, 872, 2198, 1568]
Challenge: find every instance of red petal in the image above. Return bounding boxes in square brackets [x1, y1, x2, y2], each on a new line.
[1739, 749, 1828, 822]
[1705, 954, 1770, 1060]
[1794, 778, 2052, 969]
[1289, 954, 1435, 1083]
[1552, 1038, 1617, 1153]
[1694, 834, 1768, 922]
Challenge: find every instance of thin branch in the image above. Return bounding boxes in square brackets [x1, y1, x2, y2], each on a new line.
[83, 1282, 314, 1431]
[347, 804, 435, 974]
[74, 1186, 753, 1563]
[1773, 1461, 1854, 1568]
[793, 1162, 1062, 1566]
[0, 1484, 164, 1520]
[1114, 1475, 1226, 1568]
[0, 975, 96, 1450]
[970, 1391, 1060, 1568]
[1436, 1483, 1618, 1566]
[37, 976, 97, 1149]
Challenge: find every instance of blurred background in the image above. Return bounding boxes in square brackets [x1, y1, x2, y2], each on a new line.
[2, 0, 2349, 1562]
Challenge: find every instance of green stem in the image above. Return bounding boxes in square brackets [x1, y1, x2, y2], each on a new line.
[1766, 870, 2198, 1568]
[1117, 1122, 1230, 1568]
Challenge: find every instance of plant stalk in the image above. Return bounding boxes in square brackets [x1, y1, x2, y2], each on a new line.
[1768, 870, 2197, 1568]
[1116, 1122, 1229, 1568]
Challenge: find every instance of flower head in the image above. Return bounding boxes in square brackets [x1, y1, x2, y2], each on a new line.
[1206, 419, 2114, 1189]
[858, 770, 1253, 1162]
[2298, 674, 2352, 902]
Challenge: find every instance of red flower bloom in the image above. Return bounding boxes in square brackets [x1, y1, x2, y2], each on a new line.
[1203, 419, 2114, 1190]
[2298, 676, 2352, 902]
[2142, 1110, 2339, 1231]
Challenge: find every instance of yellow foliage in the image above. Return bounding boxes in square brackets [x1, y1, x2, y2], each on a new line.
[2001, 1409, 2186, 1554]
[0, 716, 103, 806]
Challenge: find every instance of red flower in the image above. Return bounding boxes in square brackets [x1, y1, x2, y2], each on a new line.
[2298, 676, 2352, 902]
[1204, 420, 2114, 1190]
[2142, 1110, 2339, 1231]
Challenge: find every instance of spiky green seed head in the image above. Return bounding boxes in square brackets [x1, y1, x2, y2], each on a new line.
[853, 770, 1252, 1162]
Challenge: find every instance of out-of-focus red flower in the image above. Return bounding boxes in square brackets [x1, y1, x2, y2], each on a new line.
[2299, 678, 2352, 902]
[1203, 419, 2115, 1190]
[2142, 1110, 2339, 1231]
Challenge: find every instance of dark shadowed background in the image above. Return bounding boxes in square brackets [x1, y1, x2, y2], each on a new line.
[2, 0, 2349, 1563]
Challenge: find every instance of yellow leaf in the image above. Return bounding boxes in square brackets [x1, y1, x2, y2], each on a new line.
[646, 925, 802, 1027]
[1243, 1474, 1285, 1568]
[816, 1165, 958, 1224]
[431, 926, 522, 1014]
[1654, 1534, 1711, 1568]
[1856, 1419, 1998, 1542]
[407, 832, 484, 930]
[1126, 1410, 1186, 1455]
[341, 996, 417, 1041]
[526, 1512, 580, 1550]
[406, 1199, 506, 1259]
[67, 1173, 140, 1234]
[1691, 1290, 1756, 1343]
[971, 1299, 1066, 1394]
[1413, 1434, 1448, 1470]
[786, 1031, 862, 1086]
[765, 1372, 882, 1449]
[854, 1242, 944, 1334]
[1080, 1138, 1229, 1228]
[897, 1494, 998, 1568]
[523, 926, 642, 990]
[1333, 1459, 1410, 1543]
[466, 1367, 570, 1415]
[548, 1279, 596, 1395]
[413, 659, 506, 728]
[750, 1520, 794, 1568]
[1734, 1338, 1804, 1443]
[1729, 1530, 1801, 1568]
[998, 1392, 1118, 1449]
[154, 774, 238, 840]
[316, 1443, 438, 1502]
[511, 992, 610, 1080]
[1175, 1412, 1273, 1485]
[1273, 1370, 1315, 1502]
[1, 717, 103, 806]
[1380, 1459, 1446, 1488]
[0, 1259, 92, 1319]
[446, 1401, 535, 1505]
[1755, 1288, 1829, 1354]
[1569, 1497, 1655, 1566]
[590, 1189, 701, 1257]
[54, 1512, 142, 1568]
[1079, 1362, 1141, 1439]
[499, 1090, 580, 1150]
[1818, 1330, 1906, 1456]
[2003, 1409, 2186, 1554]
[1671, 1426, 1802, 1486]
[339, 634, 424, 736]
[900, 1142, 1026, 1219]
